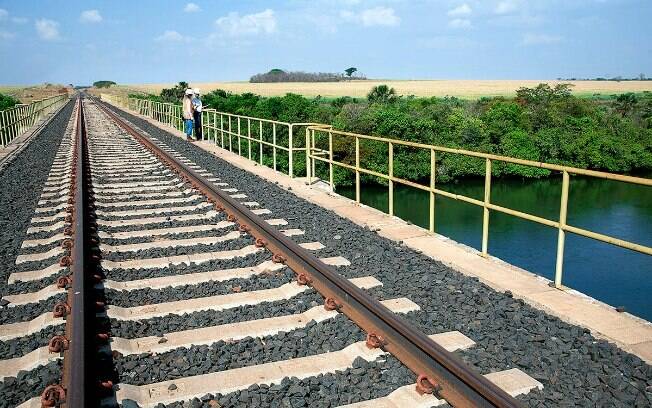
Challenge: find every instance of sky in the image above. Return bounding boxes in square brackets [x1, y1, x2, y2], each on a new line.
[0, 0, 650, 85]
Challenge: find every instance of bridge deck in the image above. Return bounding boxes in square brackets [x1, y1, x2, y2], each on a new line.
[128, 107, 652, 364]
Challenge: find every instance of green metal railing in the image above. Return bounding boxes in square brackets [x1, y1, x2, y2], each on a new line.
[0, 94, 69, 147]
[102, 94, 652, 290]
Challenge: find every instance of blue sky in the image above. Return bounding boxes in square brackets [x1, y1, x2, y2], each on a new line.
[0, 0, 650, 85]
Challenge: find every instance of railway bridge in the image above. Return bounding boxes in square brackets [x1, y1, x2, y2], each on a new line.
[0, 94, 649, 407]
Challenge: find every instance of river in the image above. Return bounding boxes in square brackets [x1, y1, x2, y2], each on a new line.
[338, 175, 652, 321]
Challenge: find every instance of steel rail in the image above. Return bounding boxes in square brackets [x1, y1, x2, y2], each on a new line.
[65, 94, 90, 407]
[95, 99, 522, 408]
[41, 95, 93, 407]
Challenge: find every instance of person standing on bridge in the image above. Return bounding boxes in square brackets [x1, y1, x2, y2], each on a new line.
[192, 88, 203, 140]
[182, 89, 194, 142]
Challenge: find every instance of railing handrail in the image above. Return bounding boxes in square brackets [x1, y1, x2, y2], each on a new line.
[102, 93, 652, 296]
[307, 126, 652, 187]
[1, 93, 69, 147]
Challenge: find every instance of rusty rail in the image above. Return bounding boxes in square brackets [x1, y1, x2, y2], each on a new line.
[41, 95, 96, 407]
[95, 98, 522, 407]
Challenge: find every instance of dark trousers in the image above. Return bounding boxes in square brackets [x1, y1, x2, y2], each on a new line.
[193, 111, 202, 140]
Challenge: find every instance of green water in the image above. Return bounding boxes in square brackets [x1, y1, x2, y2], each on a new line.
[339, 175, 652, 321]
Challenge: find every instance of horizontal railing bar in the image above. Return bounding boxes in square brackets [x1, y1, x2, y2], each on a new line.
[308, 127, 652, 187]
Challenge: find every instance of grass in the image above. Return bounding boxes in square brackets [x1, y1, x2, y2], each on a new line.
[124, 79, 652, 99]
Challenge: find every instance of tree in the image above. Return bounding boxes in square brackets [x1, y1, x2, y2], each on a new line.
[639, 73, 647, 81]
[344, 67, 357, 78]
[93, 80, 116, 88]
[613, 93, 638, 117]
[160, 81, 189, 103]
[367, 85, 398, 104]
[0, 93, 20, 110]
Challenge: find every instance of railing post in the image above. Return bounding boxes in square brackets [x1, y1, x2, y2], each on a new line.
[429, 149, 436, 232]
[389, 142, 394, 215]
[355, 137, 361, 203]
[228, 116, 232, 151]
[259, 121, 263, 164]
[1, 110, 6, 147]
[305, 128, 311, 182]
[288, 125, 294, 178]
[272, 123, 277, 171]
[328, 130, 334, 192]
[237, 117, 242, 155]
[555, 171, 570, 288]
[481, 158, 492, 257]
[248, 118, 252, 160]
[220, 114, 225, 148]
[311, 129, 316, 181]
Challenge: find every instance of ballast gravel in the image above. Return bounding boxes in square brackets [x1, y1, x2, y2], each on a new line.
[105, 102, 652, 407]
[0, 101, 74, 407]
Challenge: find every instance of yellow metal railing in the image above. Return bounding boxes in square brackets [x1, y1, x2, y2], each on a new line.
[102, 94, 327, 178]
[0, 94, 69, 147]
[306, 126, 652, 288]
[102, 94, 652, 290]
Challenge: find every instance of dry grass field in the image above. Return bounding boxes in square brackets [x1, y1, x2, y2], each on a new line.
[125, 80, 652, 99]
[0, 84, 72, 103]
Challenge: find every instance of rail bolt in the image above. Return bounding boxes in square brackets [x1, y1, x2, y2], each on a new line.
[296, 273, 312, 286]
[52, 302, 71, 318]
[415, 375, 441, 395]
[254, 238, 267, 248]
[66, 205, 74, 213]
[215, 205, 225, 212]
[324, 297, 342, 311]
[65, 215, 73, 223]
[40, 384, 66, 407]
[97, 333, 110, 341]
[95, 301, 106, 310]
[272, 254, 286, 264]
[238, 224, 250, 233]
[67, 197, 75, 205]
[99, 380, 114, 392]
[366, 332, 385, 349]
[63, 227, 73, 236]
[56, 276, 71, 289]
[59, 256, 72, 267]
[227, 214, 237, 222]
[48, 335, 69, 353]
[61, 239, 73, 249]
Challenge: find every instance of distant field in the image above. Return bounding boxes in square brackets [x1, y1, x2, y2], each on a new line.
[0, 84, 71, 103]
[125, 80, 652, 99]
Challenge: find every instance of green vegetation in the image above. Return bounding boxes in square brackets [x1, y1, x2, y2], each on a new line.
[130, 84, 652, 186]
[0, 93, 20, 111]
[93, 81, 116, 88]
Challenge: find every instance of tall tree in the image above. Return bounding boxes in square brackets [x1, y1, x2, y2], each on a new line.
[344, 67, 357, 77]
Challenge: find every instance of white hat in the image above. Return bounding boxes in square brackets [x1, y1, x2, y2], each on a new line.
[185, 89, 194, 95]
[193, 88, 200, 95]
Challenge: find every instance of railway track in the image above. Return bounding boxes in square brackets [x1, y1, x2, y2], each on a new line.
[1, 95, 551, 407]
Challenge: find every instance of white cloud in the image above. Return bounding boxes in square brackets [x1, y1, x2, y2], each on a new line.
[495, 0, 519, 15]
[35, 19, 60, 41]
[155, 30, 191, 42]
[448, 4, 472, 16]
[80, 10, 102, 23]
[0, 8, 7, 20]
[0, 31, 15, 40]
[448, 18, 472, 29]
[420, 35, 476, 49]
[184, 3, 200, 13]
[11, 17, 28, 24]
[341, 7, 400, 27]
[215, 9, 277, 37]
[521, 33, 562, 45]
[361, 7, 400, 27]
